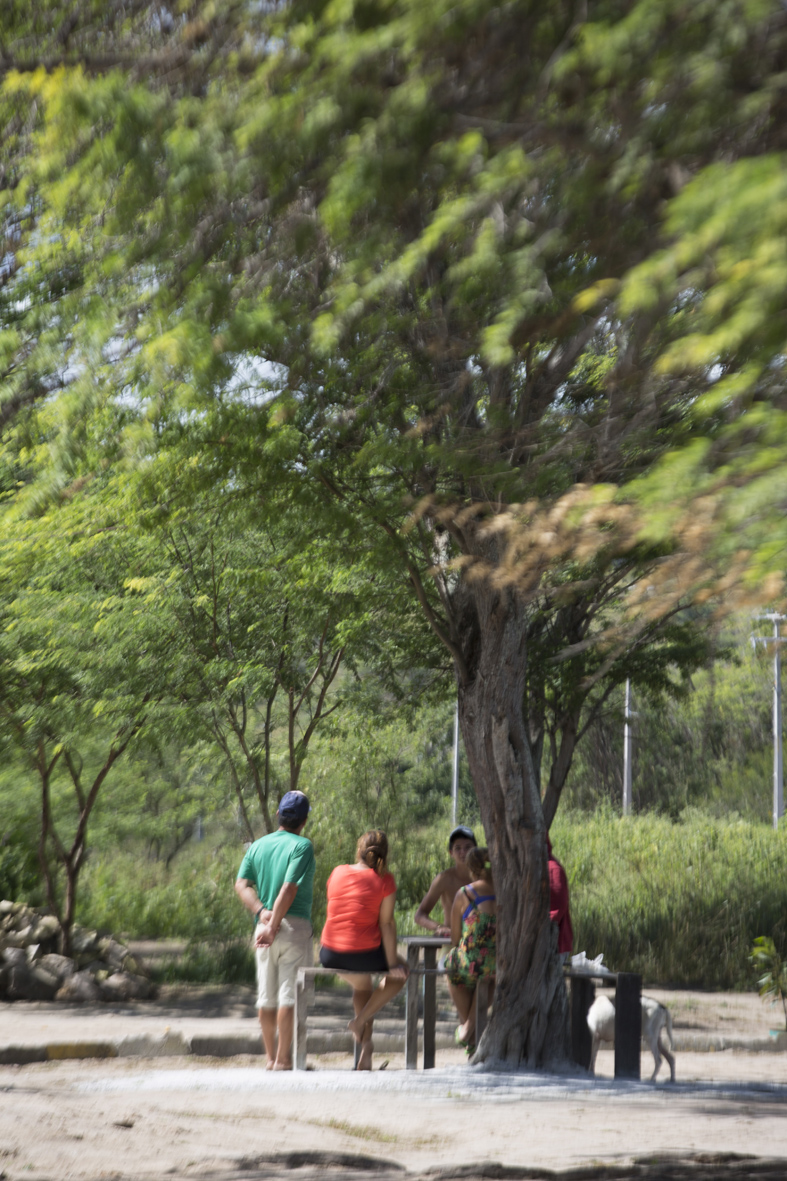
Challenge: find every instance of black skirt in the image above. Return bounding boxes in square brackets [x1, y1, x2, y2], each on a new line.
[319, 943, 390, 973]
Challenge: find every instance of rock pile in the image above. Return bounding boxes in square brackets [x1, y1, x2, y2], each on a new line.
[0, 901, 153, 1002]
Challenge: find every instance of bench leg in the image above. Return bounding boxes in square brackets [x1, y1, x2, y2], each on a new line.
[294, 972, 314, 1071]
[405, 944, 420, 1070]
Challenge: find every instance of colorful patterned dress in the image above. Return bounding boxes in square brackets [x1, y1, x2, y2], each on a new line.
[444, 885, 496, 987]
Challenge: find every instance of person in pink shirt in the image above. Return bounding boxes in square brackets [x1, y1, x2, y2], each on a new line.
[547, 835, 573, 963]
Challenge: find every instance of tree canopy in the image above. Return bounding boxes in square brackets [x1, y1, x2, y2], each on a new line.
[2, 0, 787, 1062]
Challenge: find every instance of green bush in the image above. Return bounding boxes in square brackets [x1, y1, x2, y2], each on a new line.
[73, 706, 787, 994]
[152, 940, 256, 986]
[750, 936, 787, 1029]
[0, 783, 44, 906]
[79, 843, 251, 941]
[552, 806, 787, 989]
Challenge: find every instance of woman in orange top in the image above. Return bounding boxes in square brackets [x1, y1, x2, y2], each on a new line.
[320, 830, 409, 1069]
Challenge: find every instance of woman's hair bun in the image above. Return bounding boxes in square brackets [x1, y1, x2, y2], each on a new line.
[467, 845, 492, 881]
[357, 829, 389, 875]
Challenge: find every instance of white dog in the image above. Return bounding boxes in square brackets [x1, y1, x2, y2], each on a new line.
[586, 994, 675, 1082]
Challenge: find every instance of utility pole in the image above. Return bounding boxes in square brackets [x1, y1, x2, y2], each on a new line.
[623, 678, 633, 815]
[751, 613, 786, 830]
[451, 700, 460, 827]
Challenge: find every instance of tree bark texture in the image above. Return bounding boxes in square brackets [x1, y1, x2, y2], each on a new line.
[454, 576, 569, 1067]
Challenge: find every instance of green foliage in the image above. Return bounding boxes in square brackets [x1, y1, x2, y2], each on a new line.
[80, 842, 250, 941]
[0, 776, 41, 904]
[750, 936, 787, 1030]
[0, 481, 174, 937]
[565, 618, 773, 820]
[303, 701, 479, 933]
[553, 807, 787, 989]
[79, 841, 257, 986]
[156, 942, 256, 988]
[4, 0, 787, 1043]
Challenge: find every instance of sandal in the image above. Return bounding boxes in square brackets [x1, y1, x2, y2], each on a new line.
[455, 1026, 476, 1051]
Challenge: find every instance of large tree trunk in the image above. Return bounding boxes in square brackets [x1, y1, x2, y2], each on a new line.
[455, 578, 569, 1067]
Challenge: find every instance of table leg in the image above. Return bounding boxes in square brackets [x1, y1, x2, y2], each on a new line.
[405, 944, 420, 1070]
[423, 947, 437, 1069]
[614, 972, 642, 1080]
[570, 976, 595, 1069]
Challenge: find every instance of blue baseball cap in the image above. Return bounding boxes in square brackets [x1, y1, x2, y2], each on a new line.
[278, 791, 310, 823]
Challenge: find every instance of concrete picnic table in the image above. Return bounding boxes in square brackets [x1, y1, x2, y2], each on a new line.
[567, 965, 642, 1079]
[402, 934, 454, 1070]
[294, 941, 641, 1078]
[403, 937, 643, 1079]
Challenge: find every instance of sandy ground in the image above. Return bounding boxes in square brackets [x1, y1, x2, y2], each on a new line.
[2, 1049, 787, 1181]
[2, 982, 786, 1180]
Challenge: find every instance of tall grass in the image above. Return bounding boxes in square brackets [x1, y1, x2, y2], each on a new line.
[77, 817, 452, 982]
[552, 807, 787, 989]
[78, 809, 787, 990]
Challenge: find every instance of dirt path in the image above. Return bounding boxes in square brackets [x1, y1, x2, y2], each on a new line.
[1, 984, 785, 1180]
[1, 1052, 786, 1181]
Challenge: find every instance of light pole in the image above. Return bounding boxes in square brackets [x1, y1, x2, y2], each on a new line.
[623, 679, 633, 815]
[751, 613, 786, 829]
[451, 699, 460, 826]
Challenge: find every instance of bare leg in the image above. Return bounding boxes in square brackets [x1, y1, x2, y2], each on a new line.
[468, 978, 494, 1043]
[457, 1002, 477, 1044]
[347, 974, 406, 1043]
[273, 1005, 294, 1070]
[258, 1008, 277, 1069]
[447, 980, 473, 1025]
[352, 986, 374, 1069]
[352, 985, 374, 1028]
[334, 972, 375, 1068]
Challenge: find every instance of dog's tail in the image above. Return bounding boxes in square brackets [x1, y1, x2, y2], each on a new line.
[664, 1004, 674, 1049]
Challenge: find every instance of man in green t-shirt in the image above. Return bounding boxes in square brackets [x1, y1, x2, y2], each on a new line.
[235, 791, 315, 1070]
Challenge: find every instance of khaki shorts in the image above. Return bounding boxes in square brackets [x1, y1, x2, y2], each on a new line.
[255, 916, 313, 1009]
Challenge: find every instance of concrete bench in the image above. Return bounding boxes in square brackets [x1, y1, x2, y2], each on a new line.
[294, 968, 354, 1070]
[295, 962, 638, 1077]
[294, 962, 494, 1071]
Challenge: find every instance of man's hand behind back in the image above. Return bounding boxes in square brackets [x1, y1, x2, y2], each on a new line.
[254, 911, 277, 948]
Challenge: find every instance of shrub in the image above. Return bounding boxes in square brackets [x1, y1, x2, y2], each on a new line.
[750, 936, 787, 1029]
[552, 807, 787, 989]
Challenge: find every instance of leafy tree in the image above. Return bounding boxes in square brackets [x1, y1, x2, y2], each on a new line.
[567, 617, 778, 820]
[126, 482, 444, 838]
[3, 0, 787, 1062]
[0, 491, 165, 952]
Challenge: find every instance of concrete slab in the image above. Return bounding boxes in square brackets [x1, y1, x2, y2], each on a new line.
[0, 983, 781, 1064]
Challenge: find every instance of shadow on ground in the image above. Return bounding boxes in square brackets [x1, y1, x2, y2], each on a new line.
[139, 1150, 787, 1181]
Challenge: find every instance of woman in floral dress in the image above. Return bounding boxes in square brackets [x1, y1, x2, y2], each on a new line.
[444, 845, 496, 1050]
